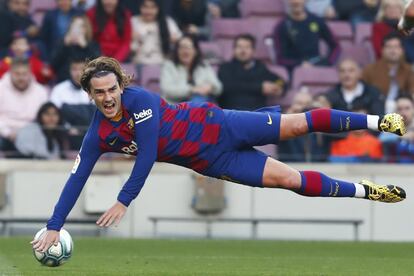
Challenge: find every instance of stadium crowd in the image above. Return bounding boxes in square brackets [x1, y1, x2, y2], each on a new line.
[0, 0, 414, 163]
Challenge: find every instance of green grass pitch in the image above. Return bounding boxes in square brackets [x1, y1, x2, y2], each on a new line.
[1, 238, 414, 275]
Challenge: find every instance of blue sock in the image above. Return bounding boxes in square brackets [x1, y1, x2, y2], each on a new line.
[298, 171, 357, 197]
[305, 108, 368, 133]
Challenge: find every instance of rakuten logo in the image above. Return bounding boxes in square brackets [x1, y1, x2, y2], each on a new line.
[134, 109, 153, 124]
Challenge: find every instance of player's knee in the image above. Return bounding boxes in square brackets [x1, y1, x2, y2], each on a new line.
[264, 172, 298, 189]
[291, 121, 308, 136]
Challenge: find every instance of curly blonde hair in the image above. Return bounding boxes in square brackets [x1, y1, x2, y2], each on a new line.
[80, 56, 133, 92]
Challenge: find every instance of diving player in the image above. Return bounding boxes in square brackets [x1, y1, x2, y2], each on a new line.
[32, 57, 407, 252]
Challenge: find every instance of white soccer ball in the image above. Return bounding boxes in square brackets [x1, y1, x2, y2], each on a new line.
[32, 227, 73, 267]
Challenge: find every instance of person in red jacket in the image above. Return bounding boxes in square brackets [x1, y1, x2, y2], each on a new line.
[86, 0, 132, 62]
[0, 32, 53, 84]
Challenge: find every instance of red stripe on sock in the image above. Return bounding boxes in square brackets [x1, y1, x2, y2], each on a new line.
[310, 108, 331, 132]
[303, 171, 323, 196]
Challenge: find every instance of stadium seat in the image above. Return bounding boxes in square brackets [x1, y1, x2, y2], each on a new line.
[267, 65, 289, 82]
[239, 0, 286, 19]
[30, 0, 56, 14]
[339, 44, 375, 66]
[292, 66, 339, 94]
[354, 22, 373, 45]
[140, 64, 161, 93]
[211, 19, 253, 40]
[251, 18, 281, 64]
[327, 21, 354, 48]
[200, 41, 223, 65]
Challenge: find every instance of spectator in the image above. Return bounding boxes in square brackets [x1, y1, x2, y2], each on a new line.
[380, 95, 414, 162]
[51, 57, 95, 149]
[334, 0, 379, 26]
[0, 58, 48, 155]
[218, 34, 285, 111]
[40, 0, 82, 60]
[326, 58, 385, 115]
[51, 15, 100, 82]
[278, 90, 331, 162]
[0, 32, 54, 84]
[0, 10, 15, 57]
[7, 0, 39, 40]
[362, 33, 414, 113]
[306, 0, 336, 19]
[15, 102, 67, 159]
[273, 0, 340, 71]
[87, 0, 132, 62]
[329, 107, 383, 162]
[160, 34, 222, 103]
[130, 0, 182, 66]
[372, 0, 414, 62]
[208, 0, 240, 18]
[172, 0, 210, 40]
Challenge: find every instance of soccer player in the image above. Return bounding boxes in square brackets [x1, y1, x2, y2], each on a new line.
[398, 0, 414, 35]
[32, 57, 407, 252]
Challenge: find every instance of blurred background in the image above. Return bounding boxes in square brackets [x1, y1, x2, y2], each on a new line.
[0, 0, 413, 242]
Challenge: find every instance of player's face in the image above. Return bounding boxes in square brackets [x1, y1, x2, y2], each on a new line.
[234, 38, 254, 63]
[396, 98, 414, 125]
[178, 37, 196, 66]
[89, 73, 123, 119]
[41, 107, 60, 129]
[10, 65, 31, 92]
[70, 62, 85, 85]
[102, 0, 119, 15]
[140, 0, 159, 22]
[382, 39, 403, 63]
[338, 60, 361, 89]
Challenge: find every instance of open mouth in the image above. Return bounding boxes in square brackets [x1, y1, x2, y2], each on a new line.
[103, 102, 115, 113]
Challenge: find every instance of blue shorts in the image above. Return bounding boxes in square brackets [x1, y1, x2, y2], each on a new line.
[204, 106, 282, 187]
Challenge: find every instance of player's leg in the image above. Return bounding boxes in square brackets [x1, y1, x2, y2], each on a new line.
[279, 108, 406, 140]
[261, 157, 406, 203]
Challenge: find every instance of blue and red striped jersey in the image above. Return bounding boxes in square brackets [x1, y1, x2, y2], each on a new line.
[47, 87, 224, 230]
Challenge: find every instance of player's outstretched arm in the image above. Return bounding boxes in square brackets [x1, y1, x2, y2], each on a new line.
[398, 0, 414, 35]
[96, 201, 127, 227]
[30, 230, 59, 253]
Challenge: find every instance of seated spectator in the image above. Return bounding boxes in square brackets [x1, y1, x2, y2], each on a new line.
[218, 34, 285, 111]
[51, 15, 100, 82]
[15, 102, 67, 159]
[87, 0, 132, 62]
[273, 0, 340, 71]
[334, 0, 379, 26]
[0, 58, 48, 156]
[131, 0, 182, 66]
[50, 57, 95, 149]
[0, 32, 54, 84]
[329, 107, 383, 162]
[326, 58, 385, 115]
[362, 33, 414, 113]
[172, 0, 210, 40]
[7, 0, 39, 40]
[306, 0, 336, 19]
[160, 34, 222, 103]
[208, 0, 240, 18]
[380, 95, 414, 163]
[40, 0, 82, 60]
[278, 90, 331, 162]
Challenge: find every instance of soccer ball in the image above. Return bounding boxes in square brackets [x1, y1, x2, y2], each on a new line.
[32, 228, 73, 267]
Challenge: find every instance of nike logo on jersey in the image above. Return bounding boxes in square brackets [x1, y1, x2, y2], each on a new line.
[109, 137, 118, 146]
[267, 114, 272, 125]
[134, 109, 153, 124]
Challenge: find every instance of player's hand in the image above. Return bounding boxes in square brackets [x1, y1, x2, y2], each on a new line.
[30, 230, 60, 253]
[96, 201, 127, 227]
[399, 0, 414, 36]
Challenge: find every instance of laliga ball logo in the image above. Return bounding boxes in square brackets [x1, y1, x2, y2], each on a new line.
[33, 228, 73, 267]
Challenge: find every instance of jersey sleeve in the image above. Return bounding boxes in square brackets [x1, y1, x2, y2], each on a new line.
[46, 128, 102, 231]
[117, 90, 159, 207]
